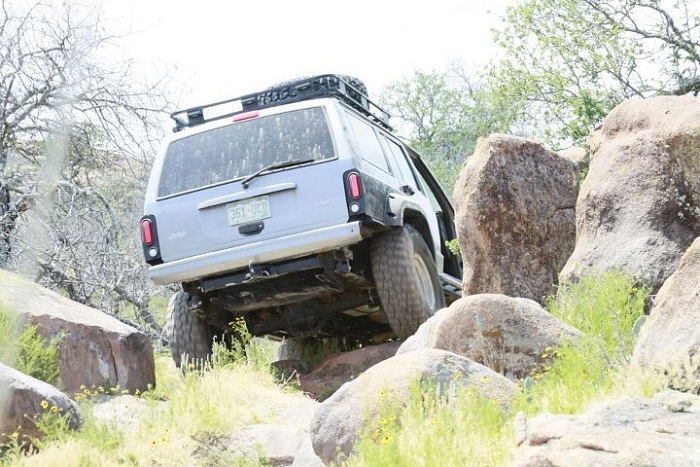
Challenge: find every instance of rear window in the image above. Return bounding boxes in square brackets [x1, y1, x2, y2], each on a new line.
[158, 107, 335, 197]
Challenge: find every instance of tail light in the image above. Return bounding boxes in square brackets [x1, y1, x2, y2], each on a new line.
[140, 215, 162, 265]
[344, 170, 365, 216]
[348, 172, 362, 199]
[141, 219, 155, 245]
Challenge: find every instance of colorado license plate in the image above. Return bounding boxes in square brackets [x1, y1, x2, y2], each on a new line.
[227, 195, 271, 226]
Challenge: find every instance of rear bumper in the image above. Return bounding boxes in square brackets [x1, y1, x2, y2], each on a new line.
[148, 221, 363, 285]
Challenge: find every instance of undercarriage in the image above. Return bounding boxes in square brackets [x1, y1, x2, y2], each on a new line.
[182, 244, 394, 342]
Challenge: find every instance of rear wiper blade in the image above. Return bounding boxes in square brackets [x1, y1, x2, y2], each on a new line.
[241, 158, 314, 188]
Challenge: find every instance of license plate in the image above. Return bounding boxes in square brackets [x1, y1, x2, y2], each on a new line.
[227, 195, 271, 226]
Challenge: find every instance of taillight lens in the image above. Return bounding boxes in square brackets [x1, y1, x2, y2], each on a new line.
[141, 219, 154, 246]
[348, 172, 362, 199]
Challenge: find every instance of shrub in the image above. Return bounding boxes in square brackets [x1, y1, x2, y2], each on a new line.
[0, 305, 60, 385]
[514, 270, 648, 415]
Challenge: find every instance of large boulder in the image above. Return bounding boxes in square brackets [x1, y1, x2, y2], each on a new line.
[0, 269, 155, 393]
[0, 362, 81, 446]
[227, 424, 309, 466]
[299, 341, 401, 400]
[222, 390, 321, 466]
[310, 348, 517, 465]
[292, 438, 325, 467]
[557, 146, 587, 169]
[397, 294, 581, 380]
[631, 236, 700, 391]
[91, 394, 165, 431]
[512, 390, 700, 466]
[453, 134, 578, 304]
[560, 95, 700, 292]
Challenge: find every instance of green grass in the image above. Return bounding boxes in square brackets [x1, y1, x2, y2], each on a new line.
[4, 342, 297, 467]
[348, 381, 514, 467]
[512, 271, 650, 416]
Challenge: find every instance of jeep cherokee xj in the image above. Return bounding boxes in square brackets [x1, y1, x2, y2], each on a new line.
[140, 74, 462, 367]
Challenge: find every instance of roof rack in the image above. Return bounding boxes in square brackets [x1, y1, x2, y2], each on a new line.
[170, 74, 392, 133]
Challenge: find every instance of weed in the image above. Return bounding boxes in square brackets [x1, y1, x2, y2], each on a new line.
[0, 305, 60, 385]
[445, 239, 461, 257]
[30, 401, 75, 448]
[16, 325, 60, 385]
[546, 270, 647, 365]
[0, 430, 33, 465]
[209, 317, 278, 372]
[349, 380, 512, 467]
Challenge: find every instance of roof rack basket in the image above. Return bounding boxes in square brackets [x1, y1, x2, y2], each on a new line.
[170, 74, 392, 132]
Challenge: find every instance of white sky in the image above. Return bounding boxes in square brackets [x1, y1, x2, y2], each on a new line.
[102, 0, 510, 109]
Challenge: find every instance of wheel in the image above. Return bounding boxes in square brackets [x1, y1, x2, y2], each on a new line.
[165, 289, 213, 369]
[371, 224, 446, 339]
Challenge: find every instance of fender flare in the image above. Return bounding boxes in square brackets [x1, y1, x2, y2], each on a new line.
[384, 191, 423, 227]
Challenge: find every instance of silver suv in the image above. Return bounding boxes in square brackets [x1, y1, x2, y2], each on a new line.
[140, 74, 462, 367]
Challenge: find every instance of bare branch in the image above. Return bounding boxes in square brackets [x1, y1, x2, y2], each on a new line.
[0, 0, 176, 334]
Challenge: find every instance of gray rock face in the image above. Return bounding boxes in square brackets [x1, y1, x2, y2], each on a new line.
[560, 95, 700, 292]
[292, 438, 325, 467]
[453, 134, 578, 304]
[184, 389, 321, 466]
[0, 269, 155, 393]
[512, 390, 700, 467]
[226, 392, 320, 466]
[91, 394, 164, 432]
[632, 236, 700, 390]
[310, 348, 517, 465]
[0, 362, 81, 446]
[397, 294, 581, 380]
[228, 424, 308, 466]
[557, 146, 587, 169]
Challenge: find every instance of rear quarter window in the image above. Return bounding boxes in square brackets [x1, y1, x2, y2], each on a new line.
[346, 112, 391, 173]
[383, 136, 420, 191]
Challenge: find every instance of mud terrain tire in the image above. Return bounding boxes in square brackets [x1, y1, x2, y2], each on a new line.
[371, 224, 445, 339]
[165, 289, 213, 368]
